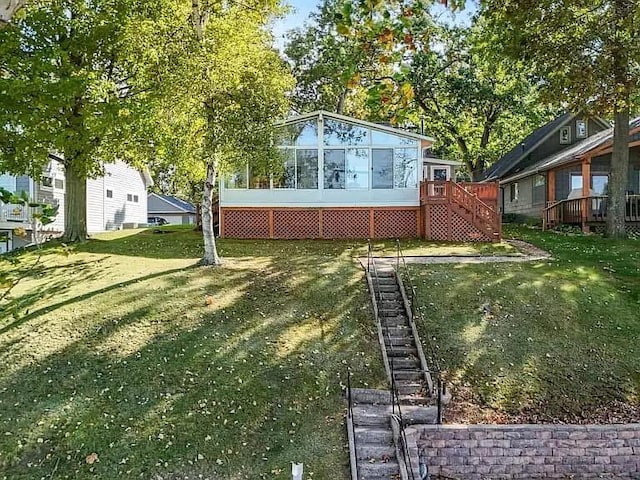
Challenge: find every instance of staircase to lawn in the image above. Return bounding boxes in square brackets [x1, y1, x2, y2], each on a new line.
[346, 242, 449, 480]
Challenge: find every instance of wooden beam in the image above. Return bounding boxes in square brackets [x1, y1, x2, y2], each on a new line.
[369, 208, 375, 238]
[547, 170, 556, 203]
[582, 158, 591, 197]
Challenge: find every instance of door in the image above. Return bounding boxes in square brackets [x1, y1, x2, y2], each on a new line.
[428, 165, 451, 196]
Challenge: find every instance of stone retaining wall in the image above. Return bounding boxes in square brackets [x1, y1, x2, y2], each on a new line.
[418, 424, 640, 479]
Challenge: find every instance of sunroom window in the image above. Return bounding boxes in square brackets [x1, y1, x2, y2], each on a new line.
[324, 150, 345, 189]
[345, 149, 369, 189]
[273, 150, 296, 189]
[324, 119, 369, 146]
[372, 149, 394, 189]
[393, 148, 418, 188]
[296, 149, 318, 189]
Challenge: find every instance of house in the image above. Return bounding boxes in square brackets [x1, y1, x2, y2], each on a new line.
[147, 193, 197, 225]
[486, 113, 640, 232]
[0, 155, 153, 252]
[219, 111, 501, 241]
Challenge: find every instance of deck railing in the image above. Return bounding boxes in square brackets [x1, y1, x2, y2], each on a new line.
[0, 201, 31, 224]
[544, 195, 640, 228]
[420, 181, 501, 239]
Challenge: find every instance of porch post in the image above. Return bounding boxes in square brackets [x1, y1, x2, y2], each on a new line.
[547, 170, 556, 203]
[581, 158, 591, 232]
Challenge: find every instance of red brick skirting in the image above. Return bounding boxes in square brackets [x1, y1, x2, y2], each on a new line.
[418, 424, 640, 479]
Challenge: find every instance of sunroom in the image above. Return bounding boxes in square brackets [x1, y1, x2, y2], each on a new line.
[219, 111, 500, 241]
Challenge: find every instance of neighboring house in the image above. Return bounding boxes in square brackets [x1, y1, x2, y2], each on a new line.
[486, 113, 640, 232]
[0, 155, 154, 252]
[147, 193, 197, 225]
[219, 111, 501, 241]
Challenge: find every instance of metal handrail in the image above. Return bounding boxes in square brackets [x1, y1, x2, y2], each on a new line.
[395, 239, 445, 424]
[367, 240, 417, 480]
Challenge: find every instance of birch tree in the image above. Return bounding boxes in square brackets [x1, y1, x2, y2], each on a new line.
[146, 0, 292, 265]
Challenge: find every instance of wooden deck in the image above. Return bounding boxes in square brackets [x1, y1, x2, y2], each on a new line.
[419, 181, 501, 242]
[543, 195, 640, 230]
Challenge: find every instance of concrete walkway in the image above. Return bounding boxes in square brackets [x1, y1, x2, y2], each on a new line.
[361, 239, 551, 267]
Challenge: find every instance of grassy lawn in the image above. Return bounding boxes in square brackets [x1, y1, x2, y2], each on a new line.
[412, 224, 640, 424]
[0, 227, 389, 480]
[369, 238, 519, 257]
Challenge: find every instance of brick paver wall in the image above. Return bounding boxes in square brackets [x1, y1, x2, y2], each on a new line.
[418, 424, 640, 479]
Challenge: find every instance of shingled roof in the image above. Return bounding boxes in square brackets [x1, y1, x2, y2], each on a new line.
[483, 113, 574, 181]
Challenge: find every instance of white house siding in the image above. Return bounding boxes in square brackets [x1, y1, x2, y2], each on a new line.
[220, 186, 419, 208]
[87, 162, 148, 233]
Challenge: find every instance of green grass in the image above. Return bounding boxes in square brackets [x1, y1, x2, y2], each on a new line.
[412, 224, 640, 423]
[0, 227, 389, 479]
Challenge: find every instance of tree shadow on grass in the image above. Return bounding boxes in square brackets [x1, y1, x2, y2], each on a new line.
[0, 265, 198, 338]
[0, 249, 385, 479]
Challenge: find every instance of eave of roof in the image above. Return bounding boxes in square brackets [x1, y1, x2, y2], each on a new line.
[498, 118, 640, 184]
[484, 114, 611, 181]
[278, 110, 437, 143]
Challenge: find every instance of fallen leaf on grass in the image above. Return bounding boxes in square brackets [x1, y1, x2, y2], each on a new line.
[85, 453, 99, 464]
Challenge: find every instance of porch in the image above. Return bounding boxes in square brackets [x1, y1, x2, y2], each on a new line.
[0, 201, 31, 228]
[419, 181, 501, 242]
[543, 195, 640, 233]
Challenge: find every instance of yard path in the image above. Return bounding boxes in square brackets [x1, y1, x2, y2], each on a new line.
[360, 239, 551, 267]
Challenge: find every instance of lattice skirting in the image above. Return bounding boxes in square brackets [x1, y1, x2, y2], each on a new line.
[425, 204, 495, 242]
[590, 223, 640, 236]
[221, 207, 419, 239]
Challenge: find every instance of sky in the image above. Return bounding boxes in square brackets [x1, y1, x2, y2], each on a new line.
[272, 0, 478, 52]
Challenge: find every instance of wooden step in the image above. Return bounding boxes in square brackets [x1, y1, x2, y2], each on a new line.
[392, 370, 424, 382]
[384, 336, 415, 347]
[386, 346, 418, 357]
[395, 381, 425, 396]
[355, 444, 396, 461]
[380, 315, 409, 326]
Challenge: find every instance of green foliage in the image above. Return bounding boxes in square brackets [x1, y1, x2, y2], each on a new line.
[0, 187, 58, 226]
[406, 24, 554, 179]
[0, 0, 162, 241]
[482, 0, 640, 116]
[284, 0, 372, 116]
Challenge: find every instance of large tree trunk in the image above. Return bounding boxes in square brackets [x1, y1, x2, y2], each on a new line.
[606, 0, 631, 239]
[201, 161, 221, 265]
[606, 107, 629, 238]
[62, 160, 88, 242]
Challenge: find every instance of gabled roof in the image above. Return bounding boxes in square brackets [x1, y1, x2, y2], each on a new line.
[279, 110, 437, 143]
[500, 118, 640, 184]
[148, 193, 196, 213]
[484, 113, 573, 180]
[484, 113, 610, 181]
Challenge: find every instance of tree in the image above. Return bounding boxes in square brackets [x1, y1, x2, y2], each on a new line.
[284, 0, 370, 116]
[145, 0, 292, 265]
[0, 0, 157, 242]
[332, 3, 550, 179]
[482, 0, 640, 237]
[405, 25, 552, 180]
